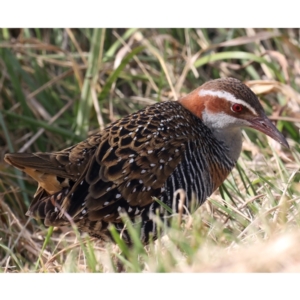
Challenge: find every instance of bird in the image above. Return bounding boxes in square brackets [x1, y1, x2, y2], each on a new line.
[4, 77, 289, 244]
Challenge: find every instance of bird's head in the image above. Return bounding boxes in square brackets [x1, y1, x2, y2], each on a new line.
[179, 77, 289, 148]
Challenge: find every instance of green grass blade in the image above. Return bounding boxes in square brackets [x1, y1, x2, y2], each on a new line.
[98, 45, 145, 101]
[194, 51, 283, 81]
[153, 197, 174, 214]
[34, 226, 54, 271]
[76, 28, 106, 136]
[2, 110, 83, 142]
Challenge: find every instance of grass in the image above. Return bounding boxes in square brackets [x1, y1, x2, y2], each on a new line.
[0, 28, 299, 273]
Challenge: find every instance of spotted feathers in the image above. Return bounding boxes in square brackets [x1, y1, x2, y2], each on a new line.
[5, 100, 236, 244]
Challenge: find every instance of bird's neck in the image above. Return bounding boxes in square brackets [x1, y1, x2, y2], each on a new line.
[210, 126, 242, 162]
[200, 111, 242, 162]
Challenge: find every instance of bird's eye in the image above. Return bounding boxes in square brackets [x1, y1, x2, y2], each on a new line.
[231, 103, 243, 113]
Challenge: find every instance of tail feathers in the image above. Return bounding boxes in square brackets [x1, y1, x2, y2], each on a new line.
[4, 152, 69, 178]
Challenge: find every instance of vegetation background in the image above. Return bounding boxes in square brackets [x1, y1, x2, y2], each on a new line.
[0, 28, 299, 273]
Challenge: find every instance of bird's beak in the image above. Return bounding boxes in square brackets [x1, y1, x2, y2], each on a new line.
[248, 115, 289, 148]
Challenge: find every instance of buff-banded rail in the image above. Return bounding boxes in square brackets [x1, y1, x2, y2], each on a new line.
[5, 77, 289, 244]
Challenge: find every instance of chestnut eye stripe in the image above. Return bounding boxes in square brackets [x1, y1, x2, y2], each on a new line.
[199, 89, 258, 116]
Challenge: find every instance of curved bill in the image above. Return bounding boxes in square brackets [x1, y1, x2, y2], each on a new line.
[248, 115, 289, 148]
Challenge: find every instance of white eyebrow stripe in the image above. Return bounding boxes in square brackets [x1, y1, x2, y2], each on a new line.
[199, 89, 258, 116]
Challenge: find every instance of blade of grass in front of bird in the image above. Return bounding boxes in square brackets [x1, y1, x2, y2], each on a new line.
[153, 197, 174, 214]
[34, 226, 54, 271]
[108, 224, 130, 258]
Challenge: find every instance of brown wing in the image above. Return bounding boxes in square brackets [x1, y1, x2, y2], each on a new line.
[62, 103, 188, 224]
[5, 101, 190, 228]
